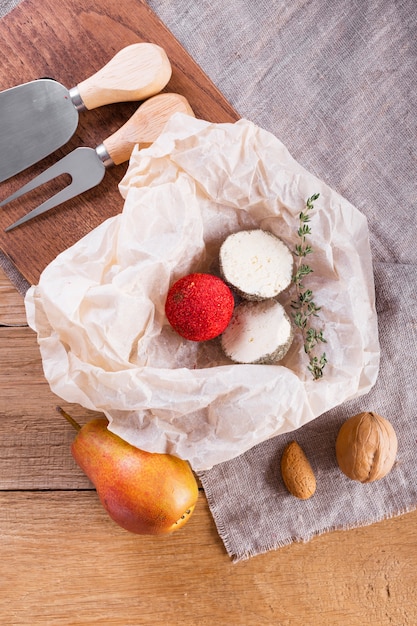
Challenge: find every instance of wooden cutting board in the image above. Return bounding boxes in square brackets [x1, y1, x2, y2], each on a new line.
[0, 0, 239, 285]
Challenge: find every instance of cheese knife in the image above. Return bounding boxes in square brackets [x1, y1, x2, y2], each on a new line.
[0, 42, 172, 184]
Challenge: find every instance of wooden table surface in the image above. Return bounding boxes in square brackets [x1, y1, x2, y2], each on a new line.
[1, 267, 416, 625]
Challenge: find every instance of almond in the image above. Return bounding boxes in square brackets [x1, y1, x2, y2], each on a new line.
[280, 440, 316, 500]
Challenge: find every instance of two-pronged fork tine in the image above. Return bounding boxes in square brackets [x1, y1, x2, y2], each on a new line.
[2, 92, 194, 232]
[2, 148, 106, 231]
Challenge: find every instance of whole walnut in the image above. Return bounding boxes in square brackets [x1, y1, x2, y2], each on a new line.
[335, 411, 397, 483]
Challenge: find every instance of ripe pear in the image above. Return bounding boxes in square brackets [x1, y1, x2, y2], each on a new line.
[58, 408, 198, 535]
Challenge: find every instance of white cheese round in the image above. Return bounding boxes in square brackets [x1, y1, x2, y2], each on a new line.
[221, 299, 294, 364]
[219, 229, 293, 300]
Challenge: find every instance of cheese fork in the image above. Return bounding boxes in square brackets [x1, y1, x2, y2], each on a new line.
[3, 93, 194, 231]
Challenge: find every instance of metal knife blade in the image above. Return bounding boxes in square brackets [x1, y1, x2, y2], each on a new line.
[0, 79, 79, 184]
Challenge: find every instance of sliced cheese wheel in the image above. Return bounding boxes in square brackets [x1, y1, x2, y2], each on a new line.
[219, 229, 293, 300]
[221, 299, 294, 364]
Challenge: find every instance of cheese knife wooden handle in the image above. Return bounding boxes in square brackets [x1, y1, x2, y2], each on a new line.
[72, 43, 172, 111]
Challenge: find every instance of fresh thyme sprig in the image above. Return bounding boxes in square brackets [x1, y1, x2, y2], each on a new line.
[291, 193, 327, 380]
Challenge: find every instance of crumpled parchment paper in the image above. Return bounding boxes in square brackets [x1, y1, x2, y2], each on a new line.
[25, 114, 380, 471]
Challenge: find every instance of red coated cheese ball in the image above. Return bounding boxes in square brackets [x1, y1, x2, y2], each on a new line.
[165, 273, 234, 341]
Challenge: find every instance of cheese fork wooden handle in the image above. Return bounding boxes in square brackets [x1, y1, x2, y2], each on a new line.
[72, 43, 172, 110]
[101, 92, 195, 165]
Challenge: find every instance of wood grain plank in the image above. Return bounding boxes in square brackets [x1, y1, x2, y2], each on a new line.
[0, 0, 239, 286]
[0, 324, 102, 488]
[0, 490, 416, 625]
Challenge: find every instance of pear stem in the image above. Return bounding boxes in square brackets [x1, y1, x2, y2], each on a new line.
[56, 406, 82, 431]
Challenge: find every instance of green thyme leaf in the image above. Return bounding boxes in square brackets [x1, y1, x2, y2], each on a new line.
[291, 193, 328, 380]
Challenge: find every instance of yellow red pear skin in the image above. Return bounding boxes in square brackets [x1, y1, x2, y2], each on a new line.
[72, 418, 198, 535]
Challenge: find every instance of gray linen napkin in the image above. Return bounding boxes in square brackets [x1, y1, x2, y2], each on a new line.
[1, 0, 416, 561]
[0, 0, 19, 15]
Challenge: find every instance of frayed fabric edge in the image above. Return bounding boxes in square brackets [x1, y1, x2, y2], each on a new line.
[0, 250, 31, 296]
[231, 504, 417, 562]
[197, 477, 417, 564]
